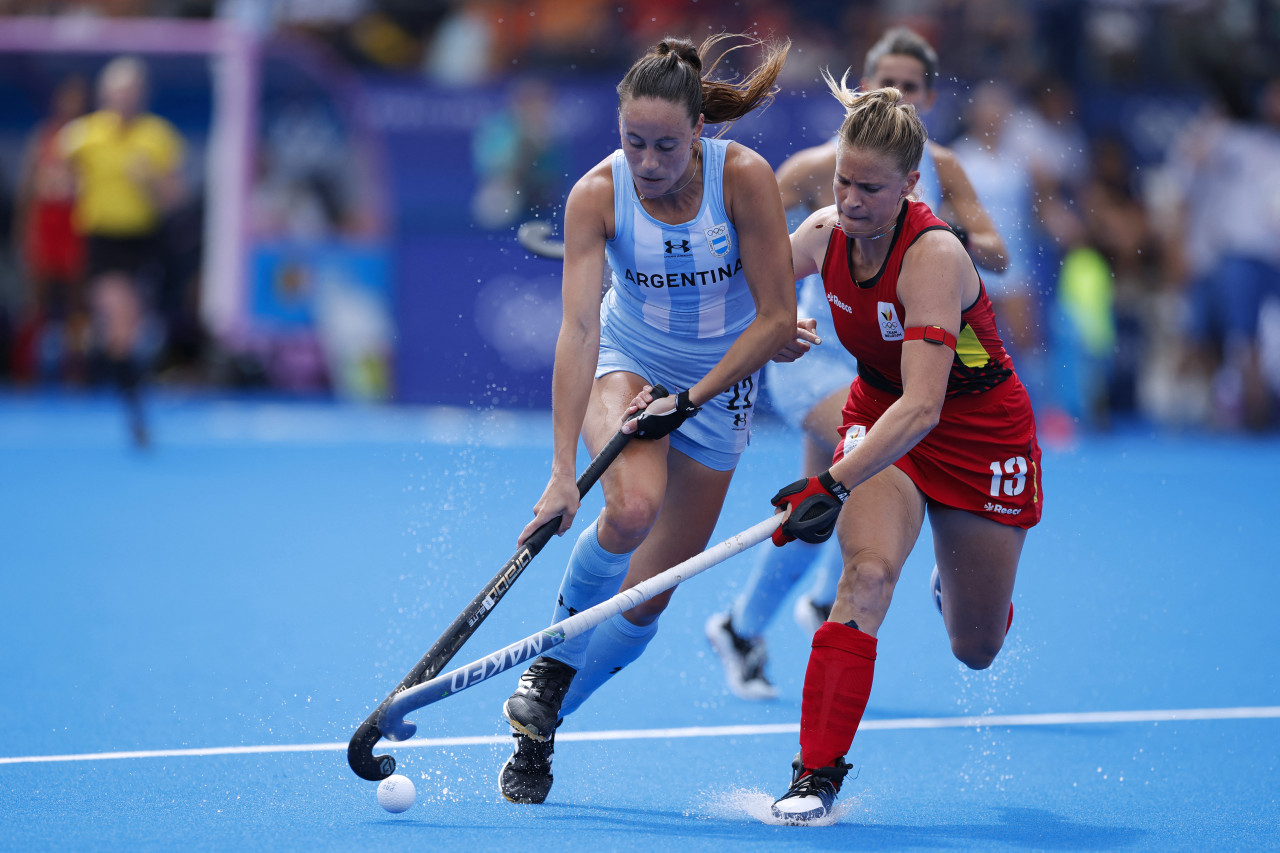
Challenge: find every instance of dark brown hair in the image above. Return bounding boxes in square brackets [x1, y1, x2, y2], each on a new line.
[863, 26, 939, 92]
[617, 33, 790, 135]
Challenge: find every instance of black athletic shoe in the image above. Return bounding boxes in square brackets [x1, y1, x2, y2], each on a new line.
[792, 595, 832, 635]
[705, 612, 777, 700]
[500, 724, 557, 804]
[503, 656, 575, 741]
[771, 752, 853, 824]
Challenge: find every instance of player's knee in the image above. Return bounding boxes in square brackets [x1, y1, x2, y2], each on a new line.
[949, 633, 1004, 670]
[835, 552, 896, 612]
[601, 490, 660, 545]
[626, 594, 669, 624]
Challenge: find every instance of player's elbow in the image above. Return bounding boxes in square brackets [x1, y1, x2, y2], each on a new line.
[559, 313, 599, 348]
[766, 321, 795, 361]
[757, 307, 795, 352]
[984, 242, 1011, 274]
[900, 396, 942, 435]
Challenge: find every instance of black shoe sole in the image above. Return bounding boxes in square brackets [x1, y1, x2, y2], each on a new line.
[502, 698, 554, 742]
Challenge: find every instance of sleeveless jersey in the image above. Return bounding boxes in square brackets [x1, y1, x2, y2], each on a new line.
[820, 199, 1014, 398]
[916, 143, 942, 211]
[604, 137, 754, 339]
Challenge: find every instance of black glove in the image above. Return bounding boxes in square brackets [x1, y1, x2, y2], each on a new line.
[632, 385, 700, 440]
[770, 469, 849, 546]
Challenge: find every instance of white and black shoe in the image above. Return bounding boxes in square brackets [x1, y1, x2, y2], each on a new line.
[705, 612, 777, 700]
[792, 594, 831, 635]
[500, 724, 557, 804]
[771, 753, 852, 824]
[503, 656, 575, 742]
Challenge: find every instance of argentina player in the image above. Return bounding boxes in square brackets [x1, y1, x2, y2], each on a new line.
[498, 33, 803, 805]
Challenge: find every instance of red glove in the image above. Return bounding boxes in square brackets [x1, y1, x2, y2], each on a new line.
[770, 470, 849, 546]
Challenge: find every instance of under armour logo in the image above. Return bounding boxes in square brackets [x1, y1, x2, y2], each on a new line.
[557, 594, 579, 617]
[733, 412, 748, 428]
[664, 239, 690, 254]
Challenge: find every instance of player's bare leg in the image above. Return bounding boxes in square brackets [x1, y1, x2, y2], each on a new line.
[773, 465, 924, 823]
[928, 505, 1025, 669]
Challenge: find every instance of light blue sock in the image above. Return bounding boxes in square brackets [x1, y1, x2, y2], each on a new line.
[559, 612, 659, 717]
[808, 541, 843, 608]
[730, 539, 823, 637]
[544, 519, 632, 670]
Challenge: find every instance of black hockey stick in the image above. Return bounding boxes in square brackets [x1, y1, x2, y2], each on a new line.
[347, 390, 667, 781]
[516, 220, 564, 260]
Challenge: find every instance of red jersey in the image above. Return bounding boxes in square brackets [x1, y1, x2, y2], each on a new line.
[819, 200, 1042, 529]
[820, 200, 1013, 397]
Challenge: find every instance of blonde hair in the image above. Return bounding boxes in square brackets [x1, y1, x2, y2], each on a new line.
[822, 70, 926, 176]
[618, 33, 790, 135]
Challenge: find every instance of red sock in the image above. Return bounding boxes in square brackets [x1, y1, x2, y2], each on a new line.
[799, 622, 877, 769]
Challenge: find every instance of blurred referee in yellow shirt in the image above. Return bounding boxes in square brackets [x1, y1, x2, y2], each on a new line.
[60, 56, 186, 446]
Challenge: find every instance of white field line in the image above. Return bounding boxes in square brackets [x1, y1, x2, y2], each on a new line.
[2, 706, 1278, 767]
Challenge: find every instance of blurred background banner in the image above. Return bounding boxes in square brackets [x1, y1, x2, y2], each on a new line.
[0, 2, 1277, 432]
[371, 75, 847, 407]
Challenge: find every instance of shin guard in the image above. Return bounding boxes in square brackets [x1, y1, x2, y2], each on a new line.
[799, 621, 877, 769]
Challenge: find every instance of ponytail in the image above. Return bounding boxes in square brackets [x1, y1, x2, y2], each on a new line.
[618, 33, 790, 135]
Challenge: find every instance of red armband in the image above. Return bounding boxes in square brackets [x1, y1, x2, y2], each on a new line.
[903, 325, 958, 350]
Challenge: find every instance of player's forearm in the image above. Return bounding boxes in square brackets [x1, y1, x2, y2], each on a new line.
[965, 227, 1009, 274]
[688, 310, 792, 407]
[828, 396, 938, 492]
[548, 326, 598, 475]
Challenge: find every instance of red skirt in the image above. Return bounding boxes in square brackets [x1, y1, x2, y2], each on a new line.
[834, 376, 1043, 529]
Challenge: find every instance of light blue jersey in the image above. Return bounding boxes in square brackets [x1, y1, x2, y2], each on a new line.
[604, 137, 755, 338]
[597, 137, 759, 471]
[915, 142, 941, 211]
[948, 137, 1033, 297]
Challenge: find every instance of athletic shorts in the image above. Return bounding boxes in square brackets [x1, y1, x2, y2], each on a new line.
[86, 234, 160, 280]
[834, 376, 1043, 529]
[764, 338, 856, 430]
[764, 272, 857, 429]
[598, 304, 757, 472]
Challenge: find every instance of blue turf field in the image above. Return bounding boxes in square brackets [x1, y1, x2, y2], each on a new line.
[1, 390, 1277, 852]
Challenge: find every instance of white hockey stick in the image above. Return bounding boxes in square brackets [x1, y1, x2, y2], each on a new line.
[378, 511, 787, 741]
[516, 220, 564, 260]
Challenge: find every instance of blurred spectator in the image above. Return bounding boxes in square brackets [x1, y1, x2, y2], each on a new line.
[60, 56, 187, 445]
[470, 76, 569, 228]
[1158, 73, 1280, 432]
[1014, 75, 1089, 252]
[948, 80, 1066, 436]
[1012, 75, 1101, 433]
[251, 147, 348, 241]
[421, 1, 496, 84]
[12, 74, 90, 385]
[1085, 136, 1167, 422]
